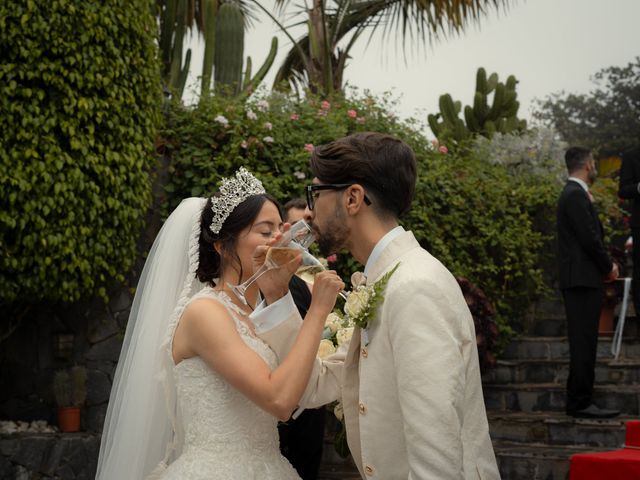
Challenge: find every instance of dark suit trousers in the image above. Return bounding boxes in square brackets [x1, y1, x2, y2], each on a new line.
[632, 228, 640, 315]
[562, 287, 603, 413]
[278, 408, 326, 480]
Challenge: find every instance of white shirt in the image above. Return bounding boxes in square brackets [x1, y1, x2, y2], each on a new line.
[364, 226, 405, 278]
[567, 176, 589, 193]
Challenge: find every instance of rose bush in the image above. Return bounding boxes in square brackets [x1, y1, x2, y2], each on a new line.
[160, 89, 579, 344]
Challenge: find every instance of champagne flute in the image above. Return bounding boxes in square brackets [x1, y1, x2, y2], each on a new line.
[228, 221, 314, 304]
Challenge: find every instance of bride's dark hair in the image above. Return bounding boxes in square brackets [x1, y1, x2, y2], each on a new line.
[197, 193, 281, 285]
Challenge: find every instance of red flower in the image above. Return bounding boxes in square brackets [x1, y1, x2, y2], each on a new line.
[290, 113, 300, 121]
[439, 145, 448, 154]
[347, 110, 357, 118]
[326, 254, 338, 263]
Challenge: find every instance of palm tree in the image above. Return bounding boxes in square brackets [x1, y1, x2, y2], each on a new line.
[254, 0, 511, 96]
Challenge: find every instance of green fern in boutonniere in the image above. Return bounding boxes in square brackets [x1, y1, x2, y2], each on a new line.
[344, 263, 400, 330]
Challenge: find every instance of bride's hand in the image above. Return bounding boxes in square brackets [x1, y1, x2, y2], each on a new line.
[253, 225, 302, 304]
[308, 270, 345, 318]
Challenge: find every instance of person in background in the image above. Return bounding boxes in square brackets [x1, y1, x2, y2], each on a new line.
[618, 147, 640, 317]
[557, 146, 620, 418]
[277, 197, 326, 480]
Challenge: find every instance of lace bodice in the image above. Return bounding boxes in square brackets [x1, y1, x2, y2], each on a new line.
[158, 288, 300, 480]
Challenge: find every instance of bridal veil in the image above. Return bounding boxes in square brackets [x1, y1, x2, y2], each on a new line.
[96, 197, 206, 479]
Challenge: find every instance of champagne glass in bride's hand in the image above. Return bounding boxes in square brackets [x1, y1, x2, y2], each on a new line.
[228, 221, 312, 304]
[286, 221, 349, 301]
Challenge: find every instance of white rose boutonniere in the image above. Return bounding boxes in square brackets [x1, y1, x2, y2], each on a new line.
[345, 289, 370, 318]
[343, 263, 400, 331]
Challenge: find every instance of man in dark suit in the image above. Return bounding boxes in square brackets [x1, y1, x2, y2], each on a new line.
[557, 146, 620, 418]
[278, 199, 326, 480]
[617, 147, 640, 316]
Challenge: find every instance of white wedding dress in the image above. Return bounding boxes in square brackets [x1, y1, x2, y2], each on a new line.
[158, 288, 300, 480]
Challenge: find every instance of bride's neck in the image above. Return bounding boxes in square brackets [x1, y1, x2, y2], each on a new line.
[218, 269, 259, 309]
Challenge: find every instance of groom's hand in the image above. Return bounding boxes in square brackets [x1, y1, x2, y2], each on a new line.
[253, 225, 302, 305]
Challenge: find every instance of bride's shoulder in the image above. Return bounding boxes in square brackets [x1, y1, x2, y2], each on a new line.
[181, 292, 234, 328]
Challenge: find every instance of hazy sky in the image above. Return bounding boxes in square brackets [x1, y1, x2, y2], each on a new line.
[184, 0, 640, 123]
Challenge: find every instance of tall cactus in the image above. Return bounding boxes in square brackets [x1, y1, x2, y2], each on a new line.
[212, 2, 277, 98]
[158, 0, 192, 101]
[200, 0, 218, 98]
[214, 2, 244, 95]
[428, 67, 527, 144]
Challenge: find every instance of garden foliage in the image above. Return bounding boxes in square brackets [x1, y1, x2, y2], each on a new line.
[162, 90, 557, 336]
[0, 0, 162, 305]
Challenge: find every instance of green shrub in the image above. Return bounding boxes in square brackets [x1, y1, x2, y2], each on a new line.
[161, 88, 415, 213]
[161, 90, 559, 339]
[405, 149, 559, 335]
[0, 0, 162, 304]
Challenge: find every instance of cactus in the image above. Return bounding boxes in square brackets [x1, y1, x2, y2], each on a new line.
[53, 366, 87, 407]
[53, 371, 71, 407]
[428, 67, 527, 145]
[200, 0, 218, 97]
[159, 0, 192, 101]
[70, 366, 87, 407]
[240, 37, 278, 96]
[214, 2, 245, 95]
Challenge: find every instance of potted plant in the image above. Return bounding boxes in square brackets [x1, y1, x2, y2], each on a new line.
[53, 366, 87, 432]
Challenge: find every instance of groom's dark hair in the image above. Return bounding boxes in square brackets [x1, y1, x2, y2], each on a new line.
[310, 132, 417, 218]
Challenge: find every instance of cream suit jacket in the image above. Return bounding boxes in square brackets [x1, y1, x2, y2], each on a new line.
[259, 231, 500, 479]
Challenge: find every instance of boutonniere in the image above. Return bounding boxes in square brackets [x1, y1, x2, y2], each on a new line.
[344, 262, 400, 330]
[317, 263, 400, 356]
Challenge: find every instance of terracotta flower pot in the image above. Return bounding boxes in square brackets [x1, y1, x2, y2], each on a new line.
[599, 302, 615, 336]
[57, 406, 81, 433]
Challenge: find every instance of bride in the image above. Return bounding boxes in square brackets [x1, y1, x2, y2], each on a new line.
[95, 168, 344, 479]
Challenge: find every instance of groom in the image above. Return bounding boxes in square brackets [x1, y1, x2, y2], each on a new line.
[257, 132, 499, 479]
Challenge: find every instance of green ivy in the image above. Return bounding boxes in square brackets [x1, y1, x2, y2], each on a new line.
[0, 0, 162, 305]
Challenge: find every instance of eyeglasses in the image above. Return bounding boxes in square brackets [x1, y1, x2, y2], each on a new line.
[305, 183, 372, 211]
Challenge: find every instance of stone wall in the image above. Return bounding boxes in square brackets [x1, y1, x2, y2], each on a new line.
[1, 288, 132, 433]
[0, 287, 132, 479]
[0, 432, 100, 479]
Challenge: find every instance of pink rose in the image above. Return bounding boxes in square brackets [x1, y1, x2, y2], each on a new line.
[326, 254, 338, 263]
[439, 145, 448, 154]
[356, 117, 365, 124]
[321, 100, 331, 110]
[304, 143, 314, 152]
[431, 139, 439, 147]
[347, 110, 357, 118]
[290, 113, 300, 121]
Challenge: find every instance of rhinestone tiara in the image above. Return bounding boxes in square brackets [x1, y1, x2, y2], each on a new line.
[210, 167, 266, 234]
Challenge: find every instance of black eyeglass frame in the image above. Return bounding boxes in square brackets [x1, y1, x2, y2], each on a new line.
[305, 183, 372, 211]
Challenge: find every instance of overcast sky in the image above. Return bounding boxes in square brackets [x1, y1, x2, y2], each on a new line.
[184, 0, 640, 123]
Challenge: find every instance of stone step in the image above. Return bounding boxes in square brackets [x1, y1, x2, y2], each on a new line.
[483, 358, 640, 385]
[493, 441, 612, 480]
[484, 382, 640, 415]
[528, 315, 640, 337]
[488, 411, 633, 448]
[500, 336, 640, 361]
